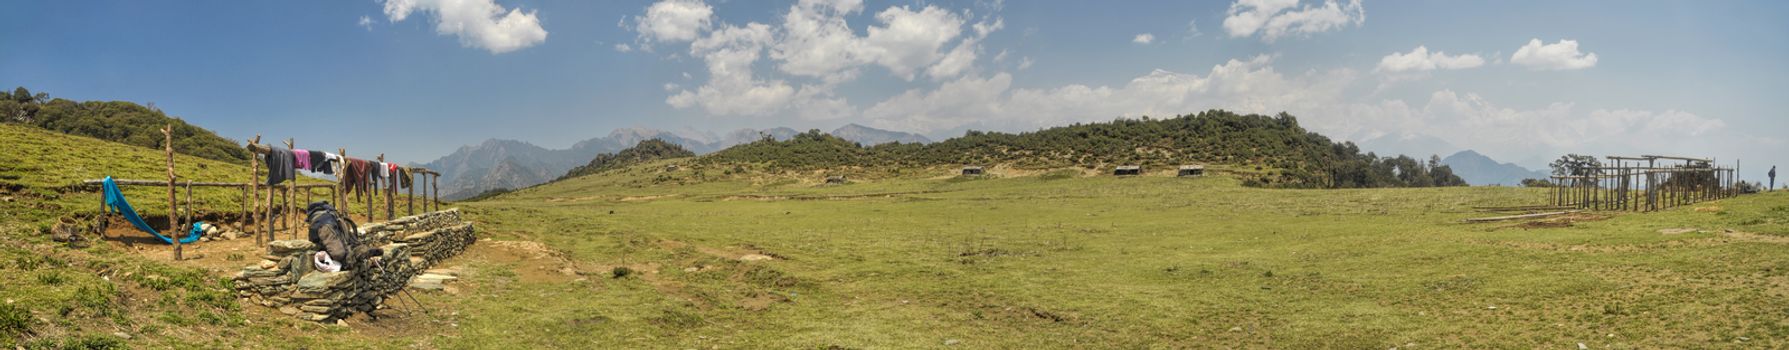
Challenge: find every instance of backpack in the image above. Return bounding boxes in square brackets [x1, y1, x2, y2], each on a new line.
[305, 201, 367, 269]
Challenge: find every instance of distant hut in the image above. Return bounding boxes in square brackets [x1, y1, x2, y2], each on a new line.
[1114, 165, 1141, 176]
[825, 175, 848, 184]
[1177, 165, 1205, 177]
[961, 166, 985, 176]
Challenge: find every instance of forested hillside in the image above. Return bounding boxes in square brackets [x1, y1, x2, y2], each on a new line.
[0, 87, 250, 163]
[701, 110, 1466, 188]
[558, 139, 696, 180]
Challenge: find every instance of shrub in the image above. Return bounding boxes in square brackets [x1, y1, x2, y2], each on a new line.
[0, 304, 33, 341]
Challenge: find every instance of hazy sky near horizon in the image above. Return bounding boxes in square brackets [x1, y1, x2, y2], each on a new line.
[3, 0, 1787, 178]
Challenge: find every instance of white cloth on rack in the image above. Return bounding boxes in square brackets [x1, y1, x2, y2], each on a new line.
[313, 251, 342, 272]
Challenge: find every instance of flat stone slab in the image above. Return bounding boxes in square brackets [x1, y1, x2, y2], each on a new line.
[409, 273, 459, 291]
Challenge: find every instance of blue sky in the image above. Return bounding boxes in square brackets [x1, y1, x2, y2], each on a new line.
[4, 0, 1787, 180]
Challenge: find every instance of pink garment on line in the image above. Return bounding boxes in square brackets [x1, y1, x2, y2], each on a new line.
[292, 149, 311, 170]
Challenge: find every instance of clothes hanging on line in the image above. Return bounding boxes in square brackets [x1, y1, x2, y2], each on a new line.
[308, 151, 331, 174]
[293, 149, 312, 171]
[265, 148, 295, 185]
[343, 158, 371, 195]
[396, 167, 412, 189]
[101, 176, 202, 244]
[377, 162, 390, 180]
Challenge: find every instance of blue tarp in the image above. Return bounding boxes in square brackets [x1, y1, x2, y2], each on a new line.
[101, 176, 201, 244]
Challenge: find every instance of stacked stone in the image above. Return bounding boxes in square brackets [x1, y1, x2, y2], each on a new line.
[230, 208, 476, 323]
[233, 240, 314, 308]
[397, 223, 476, 271]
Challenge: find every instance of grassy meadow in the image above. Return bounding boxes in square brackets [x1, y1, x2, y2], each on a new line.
[444, 160, 1789, 348]
[4, 123, 1788, 348]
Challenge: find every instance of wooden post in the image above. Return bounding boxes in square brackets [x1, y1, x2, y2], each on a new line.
[1550, 177, 1559, 206]
[284, 139, 296, 239]
[183, 180, 192, 258]
[339, 148, 350, 218]
[1593, 171, 1601, 211]
[364, 163, 374, 223]
[407, 169, 414, 217]
[431, 174, 439, 212]
[1646, 159, 1656, 211]
[161, 125, 180, 261]
[266, 176, 275, 244]
[247, 135, 261, 245]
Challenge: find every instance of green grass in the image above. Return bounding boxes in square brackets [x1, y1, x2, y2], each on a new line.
[0, 123, 330, 227]
[0, 124, 381, 348]
[444, 163, 1789, 348]
[6, 121, 1788, 348]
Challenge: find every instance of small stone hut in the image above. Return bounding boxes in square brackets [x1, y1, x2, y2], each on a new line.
[1114, 165, 1141, 176]
[1178, 165, 1205, 177]
[961, 166, 985, 176]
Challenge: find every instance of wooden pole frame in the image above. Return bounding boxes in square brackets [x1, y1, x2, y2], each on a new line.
[246, 135, 260, 245]
[163, 125, 180, 261]
[285, 139, 297, 240]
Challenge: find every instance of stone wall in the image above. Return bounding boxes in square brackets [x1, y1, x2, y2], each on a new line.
[233, 208, 475, 322]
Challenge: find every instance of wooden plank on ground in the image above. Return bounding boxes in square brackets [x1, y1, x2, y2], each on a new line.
[1463, 211, 1580, 223]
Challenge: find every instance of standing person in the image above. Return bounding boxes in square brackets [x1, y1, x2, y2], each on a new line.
[1770, 166, 1777, 191]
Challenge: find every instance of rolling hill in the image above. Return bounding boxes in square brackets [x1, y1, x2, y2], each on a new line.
[2, 86, 252, 163]
[421, 126, 902, 200]
[700, 110, 1467, 188]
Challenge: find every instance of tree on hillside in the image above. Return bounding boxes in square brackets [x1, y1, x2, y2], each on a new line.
[1, 86, 250, 162]
[1549, 154, 1601, 176]
[558, 139, 698, 180]
[698, 109, 1468, 189]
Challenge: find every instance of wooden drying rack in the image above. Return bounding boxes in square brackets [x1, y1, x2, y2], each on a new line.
[81, 127, 447, 261]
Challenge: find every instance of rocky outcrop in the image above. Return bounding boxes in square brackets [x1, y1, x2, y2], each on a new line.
[233, 209, 475, 323]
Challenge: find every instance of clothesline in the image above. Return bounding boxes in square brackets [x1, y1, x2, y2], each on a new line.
[243, 138, 444, 244]
[245, 143, 437, 187]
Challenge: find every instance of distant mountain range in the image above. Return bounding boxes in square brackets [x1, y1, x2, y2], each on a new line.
[1440, 150, 1549, 186]
[830, 123, 930, 145]
[422, 124, 928, 199]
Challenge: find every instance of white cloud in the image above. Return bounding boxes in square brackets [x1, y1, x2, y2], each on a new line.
[634, 0, 1003, 119]
[863, 73, 1014, 132]
[926, 37, 980, 80]
[358, 16, 374, 31]
[1223, 0, 1364, 42]
[863, 5, 967, 80]
[1132, 33, 1155, 44]
[768, 1, 986, 81]
[1511, 38, 1598, 70]
[614, 43, 634, 52]
[668, 22, 794, 116]
[1017, 56, 1033, 70]
[1185, 19, 1203, 39]
[770, 0, 866, 80]
[1376, 46, 1485, 73]
[632, 0, 713, 44]
[382, 0, 548, 54]
[861, 55, 1357, 133]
